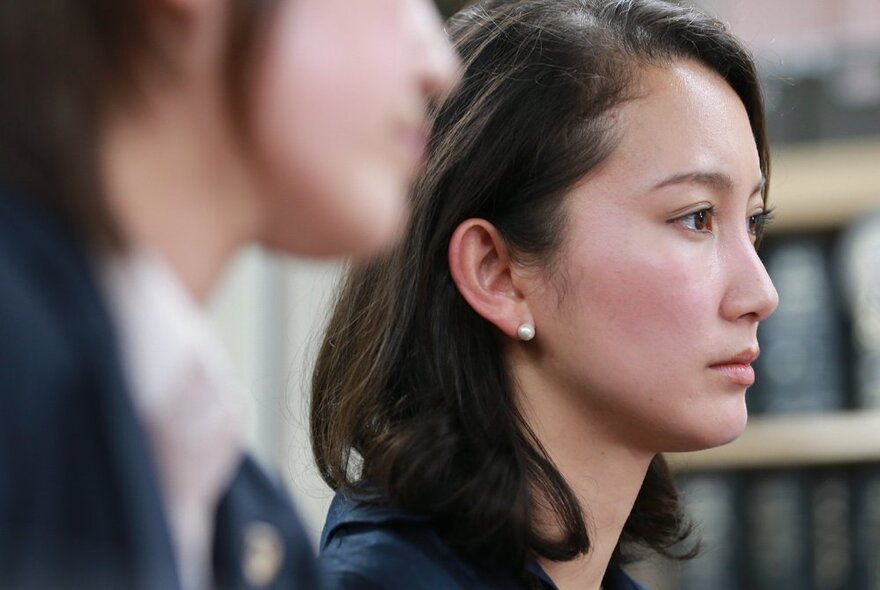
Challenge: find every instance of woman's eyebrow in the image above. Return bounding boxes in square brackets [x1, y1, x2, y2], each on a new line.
[652, 171, 766, 196]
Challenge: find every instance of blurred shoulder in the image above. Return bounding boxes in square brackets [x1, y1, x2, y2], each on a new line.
[213, 456, 319, 590]
[0, 183, 110, 419]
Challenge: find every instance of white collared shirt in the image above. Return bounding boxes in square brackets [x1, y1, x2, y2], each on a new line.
[100, 251, 244, 590]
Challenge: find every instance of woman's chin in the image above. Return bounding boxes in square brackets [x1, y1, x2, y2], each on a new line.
[660, 409, 749, 454]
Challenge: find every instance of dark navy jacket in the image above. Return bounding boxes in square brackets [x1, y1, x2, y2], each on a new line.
[0, 184, 318, 589]
[319, 492, 649, 590]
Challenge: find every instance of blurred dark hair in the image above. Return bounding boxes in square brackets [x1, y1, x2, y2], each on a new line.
[312, 0, 767, 575]
[0, 0, 279, 249]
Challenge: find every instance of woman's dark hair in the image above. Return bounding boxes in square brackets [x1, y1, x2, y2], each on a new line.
[312, 0, 767, 574]
[0, 0, 279, 249]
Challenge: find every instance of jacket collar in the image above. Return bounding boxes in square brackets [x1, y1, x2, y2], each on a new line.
[320, 489, 430, 550]
[321, 491, 647, 590]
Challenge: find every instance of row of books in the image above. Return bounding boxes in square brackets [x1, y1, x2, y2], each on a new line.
[749, 211, 880, 414]
[673, 467, 880, 590]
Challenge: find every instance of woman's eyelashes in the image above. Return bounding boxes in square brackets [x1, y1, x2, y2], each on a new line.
[668, 205, 776, 245]
[669, 205, 716, 233]
[748, 207, 775, 245]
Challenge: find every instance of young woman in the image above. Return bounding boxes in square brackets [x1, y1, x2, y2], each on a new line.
[0, 0, 457, 588]
[311, 0, 779, 588]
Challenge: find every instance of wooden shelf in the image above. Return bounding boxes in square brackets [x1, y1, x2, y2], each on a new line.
[767, 138, 880, 233]
[667, 410, 880, 472]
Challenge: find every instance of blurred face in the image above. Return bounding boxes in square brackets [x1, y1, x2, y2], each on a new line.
[252, 0, 459, 257]
[523, 61, 778, 454]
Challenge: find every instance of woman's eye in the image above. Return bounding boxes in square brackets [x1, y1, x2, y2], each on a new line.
[748, 208, 776, 245]
[673, 207, 716, 232]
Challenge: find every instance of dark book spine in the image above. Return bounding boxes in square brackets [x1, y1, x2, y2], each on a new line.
[743, 470, 813, 590]
[837, 212, 880, 408]
[852, 467, 880, 589]
[678, 473, 742, 590]
[750, 234, 848, 414]
[811, 469, 853, 589]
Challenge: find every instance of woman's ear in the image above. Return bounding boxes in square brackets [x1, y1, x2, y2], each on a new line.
[448, 219, 533, 341]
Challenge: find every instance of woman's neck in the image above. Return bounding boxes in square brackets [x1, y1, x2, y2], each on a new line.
[533, 444, 650, 590]
[100, 87, 264, 302]
[514, 362, 654, 590]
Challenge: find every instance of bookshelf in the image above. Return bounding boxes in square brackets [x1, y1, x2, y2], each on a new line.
[664, 137, 880, 474]
[667, 410, 880, 471]
[768, 138, 880, 232]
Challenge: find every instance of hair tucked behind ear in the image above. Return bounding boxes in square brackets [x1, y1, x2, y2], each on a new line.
[312, 0, 765, 574]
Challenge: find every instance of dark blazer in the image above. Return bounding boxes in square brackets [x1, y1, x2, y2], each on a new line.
[0, 183, 318, 589]
[319, 492, 650, 590]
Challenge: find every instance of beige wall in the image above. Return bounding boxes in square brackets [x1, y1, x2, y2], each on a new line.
[209, 250, 341, 543]
[698, 0, 880, 64]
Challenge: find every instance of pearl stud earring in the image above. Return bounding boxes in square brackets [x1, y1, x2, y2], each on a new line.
[517, 323, 535, 341]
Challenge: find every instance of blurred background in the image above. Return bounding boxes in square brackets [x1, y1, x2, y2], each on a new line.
[208, 1, 880, 588]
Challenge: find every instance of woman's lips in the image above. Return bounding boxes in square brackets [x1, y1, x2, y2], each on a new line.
[709, 348, 759, 386]
[709, 363, 756, 386]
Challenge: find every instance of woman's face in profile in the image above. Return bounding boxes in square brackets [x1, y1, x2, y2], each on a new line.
[526, 60, 778, 453]
[251, 0, 459, 257]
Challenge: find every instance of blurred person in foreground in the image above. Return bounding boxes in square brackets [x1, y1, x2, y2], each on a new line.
[0, 0, 457, 588]
[311, 0, 778, 588]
